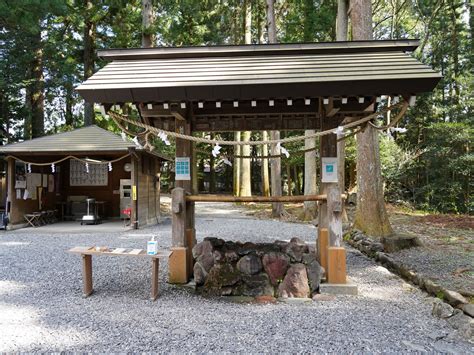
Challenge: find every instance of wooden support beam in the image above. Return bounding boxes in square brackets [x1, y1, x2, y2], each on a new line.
[171, 187, 186, 247]
[171, 111, 186, 121]
[327, 183, 343, 247]
[169, 247, 188, 284]
[186, 228, 196, 279]
[327, 247, 347, 284]
[130, 153, 139, 229]
[318, 102, 338, 235]
[170, 110, 194, 284]
[185, 194, 329, 203]
[317, 228, 329, 273]
[327, 108, 340, 117]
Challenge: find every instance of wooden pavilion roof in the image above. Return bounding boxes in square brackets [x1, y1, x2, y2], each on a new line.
[76, 40, 441, 132]
[0, 125, 171, 160]
[77, 40, 440, 103]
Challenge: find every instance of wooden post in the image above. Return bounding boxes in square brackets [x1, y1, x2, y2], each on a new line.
[327, 247, 347, 284]
[169, 247, 188, 284]
[130, 149, 139, 229]
[151, 258, 159, 301]
[327, 183, 346, 284]
[186, 228, 196, 279]
[6, 157, 14, 226]
[168, 112, 195, 283]
[171, 187, 186, 247]
[318, 99, 338, 236]
[327, 183, 343, 247]
[319, 99, 347, 284]
[317, 228, 329, 273]
[82, 254, 93, 297]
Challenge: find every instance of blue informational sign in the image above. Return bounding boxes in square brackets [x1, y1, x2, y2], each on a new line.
[175, 157, 191, 180]
[322, 157, 338, 183]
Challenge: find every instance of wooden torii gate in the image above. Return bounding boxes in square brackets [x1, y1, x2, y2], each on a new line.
[77, 40, 441, 286]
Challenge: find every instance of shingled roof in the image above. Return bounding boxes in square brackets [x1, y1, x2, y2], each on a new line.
[76, 39, 441, 103]
[0, 125, 170, 160]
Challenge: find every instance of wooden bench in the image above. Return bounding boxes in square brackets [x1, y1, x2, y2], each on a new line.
[68, 246, 171, 301]
[24, 212, 42, 227]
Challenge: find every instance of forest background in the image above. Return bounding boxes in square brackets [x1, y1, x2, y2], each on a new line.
[0, 0, 472, 215]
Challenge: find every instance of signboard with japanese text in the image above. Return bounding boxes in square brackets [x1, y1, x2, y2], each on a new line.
[175, 157, 191, 181]
[322, 157, 338, 183]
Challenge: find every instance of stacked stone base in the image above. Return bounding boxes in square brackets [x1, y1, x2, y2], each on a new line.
[192, 237, 323, 298]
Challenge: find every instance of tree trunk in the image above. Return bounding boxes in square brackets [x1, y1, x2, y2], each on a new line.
[29, 30, 44, 138]
[259, 8, 270, 197]
[244, 0, 252, 44]
[141, 0, 155, 48]
[285, 163, 291, 196]
[239, 0, 252, 197]
[261, 132, 270, 196]
[83, 0, 95, 126]
[65, 80, 74, 126]
[233, 131, 241, 196]
[0, 91, 10, 143]
[240, 131, 252, 196]
[294, 165, 301, 195]
[270, 131, 284, 217]
[350, 0, 392, 237]
[266, 0, 285, 217]
[266, 0, 277, 43]
[304, 130, 318, 220]
[25, 86, 32, 139]
[336, 0, 349, 222]
[450, 2, 460, 107]
[336, 0, 348, 41]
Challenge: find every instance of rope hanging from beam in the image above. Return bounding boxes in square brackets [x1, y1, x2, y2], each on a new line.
[6, 153, 131, 166]
[108, 100, 409, 147]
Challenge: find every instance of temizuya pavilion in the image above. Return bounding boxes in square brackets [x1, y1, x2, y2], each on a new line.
[77, 40, 441, 286]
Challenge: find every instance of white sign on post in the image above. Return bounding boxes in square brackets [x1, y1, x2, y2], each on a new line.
[321, 157, 338, 183]
[175, 157, 191, 181]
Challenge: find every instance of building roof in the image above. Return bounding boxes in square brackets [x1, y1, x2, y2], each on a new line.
[0, 125, 170, 160]
[76, 39, 441, 103]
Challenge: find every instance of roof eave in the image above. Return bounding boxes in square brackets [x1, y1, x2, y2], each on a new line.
[97, 39, 421, 61]
[77, 75, 442, 104]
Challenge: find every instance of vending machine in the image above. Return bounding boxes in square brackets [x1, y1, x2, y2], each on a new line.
[120, 179, 132, 219]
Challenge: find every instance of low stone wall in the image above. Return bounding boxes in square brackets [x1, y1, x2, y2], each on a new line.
[192, 237, 323, 298]
[347, 229, 473, 340]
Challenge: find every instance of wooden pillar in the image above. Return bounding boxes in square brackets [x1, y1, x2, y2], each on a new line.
[327, 247, 347, 284]
[170, 187, 189, 283]
[327, 183, 343, 247]
[130, 150, 139, 229]
[169, 113, 194, 283]
[319, 99, 346, 284]
[171, 187, 186, 247]
[318, 99, 338, 235]
[6, 157, 14, 226]
[317, 228, 329, 272]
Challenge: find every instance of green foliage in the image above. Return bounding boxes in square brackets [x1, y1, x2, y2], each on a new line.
[0, 0, 471, 213]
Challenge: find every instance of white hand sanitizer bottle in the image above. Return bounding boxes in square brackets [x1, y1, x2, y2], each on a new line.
[147, 236, 158, 255]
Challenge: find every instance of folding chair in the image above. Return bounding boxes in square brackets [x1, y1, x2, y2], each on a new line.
[24, 213, 40, 228]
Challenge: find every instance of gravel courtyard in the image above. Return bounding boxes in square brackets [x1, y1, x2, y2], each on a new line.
[0, 203, 472, 353]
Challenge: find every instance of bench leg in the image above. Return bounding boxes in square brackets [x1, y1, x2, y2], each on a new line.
[151, 258, 159, 301]
[24, 217, 34, 228]
[82, 254, 93, 297]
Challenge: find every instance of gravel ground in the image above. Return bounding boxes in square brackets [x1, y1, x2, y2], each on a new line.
[390, 247, 474, 297]
[0, 202, 472, 353]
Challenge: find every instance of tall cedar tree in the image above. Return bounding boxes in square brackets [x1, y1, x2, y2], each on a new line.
[351, 0, 393, 236]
